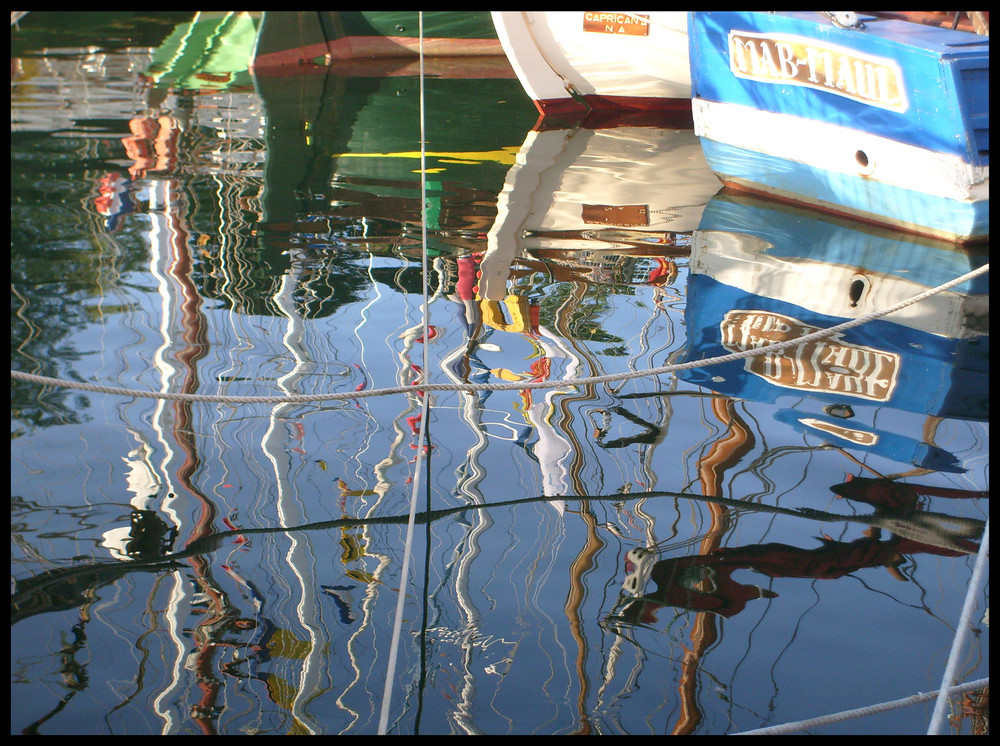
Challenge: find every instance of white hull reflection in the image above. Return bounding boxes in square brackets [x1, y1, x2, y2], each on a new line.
[480, 120, 721, 300]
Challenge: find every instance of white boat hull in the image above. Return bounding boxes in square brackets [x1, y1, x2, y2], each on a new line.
[491, 11, 690, 118]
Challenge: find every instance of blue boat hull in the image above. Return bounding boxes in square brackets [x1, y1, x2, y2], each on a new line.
[681, 191, 988, 472]
[699, 137, 989, 241]
[689, 11, 989, 242]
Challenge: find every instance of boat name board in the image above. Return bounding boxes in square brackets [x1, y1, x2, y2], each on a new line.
[583, 12, 650, 36]
[727, 31, 908, 112]
[582, 204, 649, 226]
[720, 310, 900, 401]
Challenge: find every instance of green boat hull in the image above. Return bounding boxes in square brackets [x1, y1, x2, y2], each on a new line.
[252, 11, 504, 73]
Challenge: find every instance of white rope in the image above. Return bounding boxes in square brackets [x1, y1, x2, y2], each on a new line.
[733, 677, 989, 735]
[377, 12, 430, 736]
[927, 518, 990, 734]
[10, 263, 989, 403]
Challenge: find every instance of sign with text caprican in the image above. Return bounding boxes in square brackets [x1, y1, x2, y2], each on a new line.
[583, 12, 650, 36]
[720, 310, 900, 401]
[727, 31, 908, 112]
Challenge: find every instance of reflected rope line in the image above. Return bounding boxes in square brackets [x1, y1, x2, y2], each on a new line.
[378, 12, 433, 735]
[9, 262, 988, 403]
[12, 486, 985, 626]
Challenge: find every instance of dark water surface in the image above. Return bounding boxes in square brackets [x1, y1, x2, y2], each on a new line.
[11, 12, 989, 735]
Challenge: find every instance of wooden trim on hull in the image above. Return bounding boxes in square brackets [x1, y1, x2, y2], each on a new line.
[535, 94, 693, 116]
[252, 35, 505, 74]
[717, 176, 988, 244]
[254, 55, 518, 80]
[531, 99, 696, 133]
[550, 109, 697, 133]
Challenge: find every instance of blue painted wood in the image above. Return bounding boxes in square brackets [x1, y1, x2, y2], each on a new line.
[693, 189, 990, 294]
[699, 138, 989, 241]
[680, 191, 988, 470]
[682, 268, 987, 471]
[689, 11, 989, 164]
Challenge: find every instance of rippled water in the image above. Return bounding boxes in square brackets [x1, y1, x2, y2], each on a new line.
[11, 12, 989, 736]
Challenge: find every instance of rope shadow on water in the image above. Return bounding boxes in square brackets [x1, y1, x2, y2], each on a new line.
[11, 487, 984, 627]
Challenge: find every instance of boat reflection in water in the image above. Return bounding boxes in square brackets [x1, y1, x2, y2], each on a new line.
[616, 188, 989, 620]
[10, 12, 989, 735]
[608, 190, 987, 734]
[681, 190, 988, 471]
[479, 112, 723, 300]
[475, 115, 722, 517]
